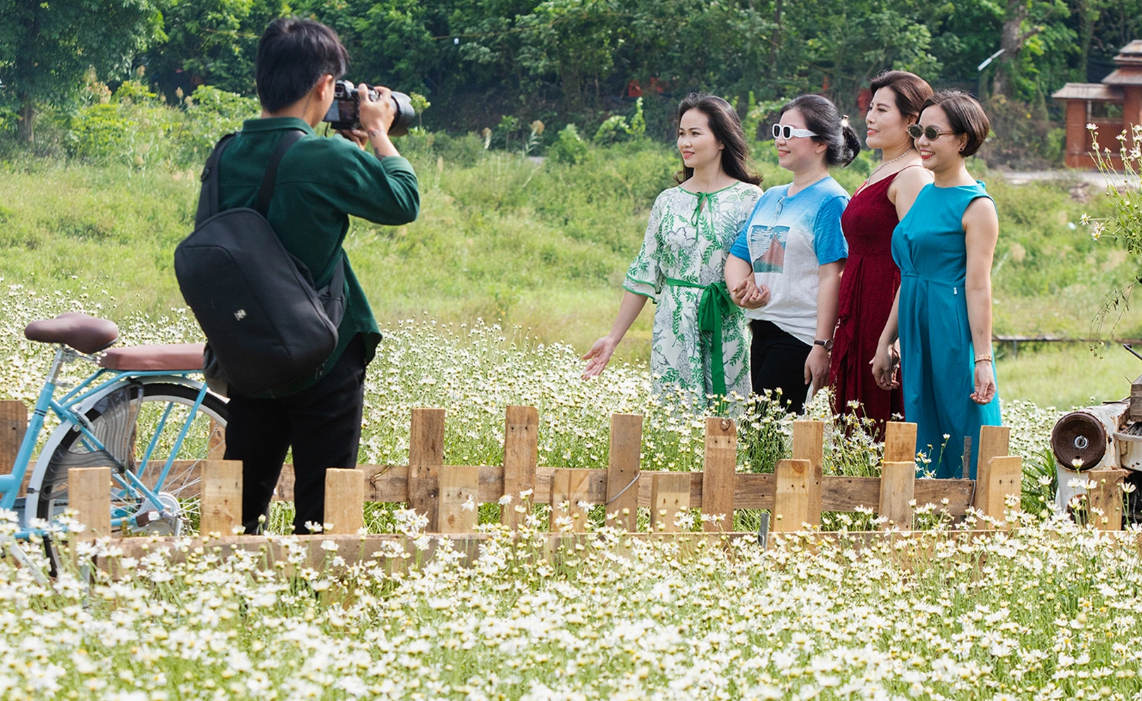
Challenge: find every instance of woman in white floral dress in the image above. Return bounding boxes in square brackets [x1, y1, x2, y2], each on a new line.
[582, 93, 762, 409]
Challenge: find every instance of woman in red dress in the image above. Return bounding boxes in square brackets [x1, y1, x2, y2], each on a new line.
[829, 71, 933, 435]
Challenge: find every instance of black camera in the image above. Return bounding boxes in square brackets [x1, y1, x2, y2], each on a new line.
[323, 79, 415, 137]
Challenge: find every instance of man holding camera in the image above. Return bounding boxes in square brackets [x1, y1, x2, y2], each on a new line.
[215, 17, 419, 534]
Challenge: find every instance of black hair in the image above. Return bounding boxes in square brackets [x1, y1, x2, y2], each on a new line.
[920, 90, 991, 158]
[255, 17, 350, 113]
[674, 92, 762, 186]
[779, 94, 861, 167]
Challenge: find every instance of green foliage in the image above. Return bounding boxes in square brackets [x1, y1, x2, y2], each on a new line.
[548, 124, 589, 165]
[593, 115, 631, 145]
[0, 0, 164, 140]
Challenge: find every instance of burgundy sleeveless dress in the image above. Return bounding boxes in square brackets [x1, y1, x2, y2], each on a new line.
[829, 172, 905, 434]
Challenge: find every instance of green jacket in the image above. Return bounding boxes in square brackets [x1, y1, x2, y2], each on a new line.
[216, 117, 419, 396]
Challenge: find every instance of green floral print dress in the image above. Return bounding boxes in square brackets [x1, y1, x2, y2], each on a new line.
[624, 181, 762, 408]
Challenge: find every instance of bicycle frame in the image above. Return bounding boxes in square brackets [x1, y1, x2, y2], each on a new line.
[0, 345, 211, 537]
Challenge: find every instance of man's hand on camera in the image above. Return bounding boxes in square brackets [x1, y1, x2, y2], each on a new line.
[356, 83, 400, 159]
[335, 128, 370, 150]
[357, 84, 395, 134]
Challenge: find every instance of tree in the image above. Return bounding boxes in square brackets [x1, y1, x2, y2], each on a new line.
[145, 0, 288, 96]
[0, 0, 164, 141]
[991, 0, 1071, 98]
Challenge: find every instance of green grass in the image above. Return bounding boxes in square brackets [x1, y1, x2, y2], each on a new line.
[996, 341, 1142, 409]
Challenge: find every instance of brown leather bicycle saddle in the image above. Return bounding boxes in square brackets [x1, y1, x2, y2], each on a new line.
[99, 344, 205, 371]
[24, 313, 119, 354]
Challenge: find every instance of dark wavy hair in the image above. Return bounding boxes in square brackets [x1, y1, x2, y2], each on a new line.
[673, 93, 762, 186]
[780, 94, 861, 167]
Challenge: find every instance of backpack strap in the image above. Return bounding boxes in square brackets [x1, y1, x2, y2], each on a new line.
[195, 133, 238, 227]
[255, 129, 306, 217]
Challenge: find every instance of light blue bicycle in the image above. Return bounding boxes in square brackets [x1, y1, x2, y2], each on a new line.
[0, 312, 227, 567]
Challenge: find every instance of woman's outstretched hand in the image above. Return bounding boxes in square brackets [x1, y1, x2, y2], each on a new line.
[729, 278, 770, 309]
[582, 336, 618, 379]
[870, 343, 900, 390]
[971, 362, 996, 404]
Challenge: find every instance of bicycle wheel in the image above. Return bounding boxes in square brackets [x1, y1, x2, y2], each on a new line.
[33, 382, 228, 537]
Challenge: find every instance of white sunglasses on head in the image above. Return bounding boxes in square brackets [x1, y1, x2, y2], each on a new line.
[772, 124, 818, 139]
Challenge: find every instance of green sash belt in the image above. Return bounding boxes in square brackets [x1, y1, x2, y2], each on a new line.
[664, 277, 738, 398]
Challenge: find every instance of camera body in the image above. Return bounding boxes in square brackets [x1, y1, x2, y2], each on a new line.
[323, 79, 415, 137]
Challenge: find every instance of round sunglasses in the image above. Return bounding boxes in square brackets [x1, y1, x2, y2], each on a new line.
[772, 124, 818, 140]
[907, 124, 958, 141]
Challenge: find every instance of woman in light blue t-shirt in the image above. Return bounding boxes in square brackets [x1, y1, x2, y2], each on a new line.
[725, 94, 860, 414]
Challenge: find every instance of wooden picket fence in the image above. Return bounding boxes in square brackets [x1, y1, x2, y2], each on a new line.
[1, 401, 1134, 568]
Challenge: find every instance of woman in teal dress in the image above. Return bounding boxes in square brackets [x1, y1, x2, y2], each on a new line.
[871, 91, 1000, 479]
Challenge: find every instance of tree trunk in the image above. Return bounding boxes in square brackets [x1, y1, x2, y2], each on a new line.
[992, 0, 1030, 97]
[17, 96, 34, 143]
[767, 0, 783, 79]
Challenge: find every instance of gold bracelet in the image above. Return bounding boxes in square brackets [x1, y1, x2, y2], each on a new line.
[974, 355, 993, 364]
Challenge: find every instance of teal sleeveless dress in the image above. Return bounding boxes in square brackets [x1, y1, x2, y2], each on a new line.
[891, 181, 1001, 479]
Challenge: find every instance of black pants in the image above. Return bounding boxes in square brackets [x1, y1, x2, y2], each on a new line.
[224, 335, 367, 534]
[750, 320, 812, 414]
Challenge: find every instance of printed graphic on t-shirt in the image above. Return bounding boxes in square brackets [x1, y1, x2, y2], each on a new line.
[748, 225, 789, 274]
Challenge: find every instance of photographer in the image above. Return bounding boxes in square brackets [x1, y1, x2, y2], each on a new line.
[217, 17, 419, 534]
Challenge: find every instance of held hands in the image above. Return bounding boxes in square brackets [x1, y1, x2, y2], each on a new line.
[870, 343, 900, 390]
[581, 336, 618, 379]
[729, 277, 770, 309]
[971, 361, 997, 405]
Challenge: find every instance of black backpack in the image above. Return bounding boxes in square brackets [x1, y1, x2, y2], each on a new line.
[175, 130, 346, 397]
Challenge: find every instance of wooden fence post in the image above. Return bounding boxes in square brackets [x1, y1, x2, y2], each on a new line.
[207, 418, 226, 461]
[501, 406, 539, 530]
[409, 408, 446, 533]
[550, 469, 589, 533]
[200, 460, 242, 535]
[650, 472, 691, 533]
[773, 459, 819, 532]
[980, 455, 1022, 527]
[324, 469, 365, 535]
[702, 417, 736, 532]
[1, 400, 28, 496]
[438, 465, 480, 534]
[973, 425, 1012, 509]
[606, 414, 642, 532]
[879, 461, 916, 530]
[883, 422, 917, 463]
[68, 467, 111, 539]
[792, 420, 824, 520]
[1086, 468, 1128, 530]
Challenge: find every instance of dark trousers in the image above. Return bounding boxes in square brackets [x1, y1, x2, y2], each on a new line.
[750, 320, 813, 414]
[224, 335, 367, 534]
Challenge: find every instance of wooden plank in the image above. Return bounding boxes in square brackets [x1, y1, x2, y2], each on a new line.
[972, 425, 1012, 505]
[702, 417, 736, 532]
[883, 422, 917, 463]
[501, 406, 539, 529]
[550, 469, 590, 533]
[208, 418, 226, 461]
[606, 414, 642, 532]
[792, 420, 824, 519]
[650, 472, 691, 533]
[0, 400, 29, 496]
[773, 459, 820, 532]
[1086, 468, 1128, 530]
[324, 469, 364, 535]
[913, 478, 975, 516]
[980, 456, 1022, 527]
[68, 467, 112, 539]
[408, 408, 446, 533]
[878, 461, 916, 530]
[437, 465, 480, 534]
[200, 460, 243, 535]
